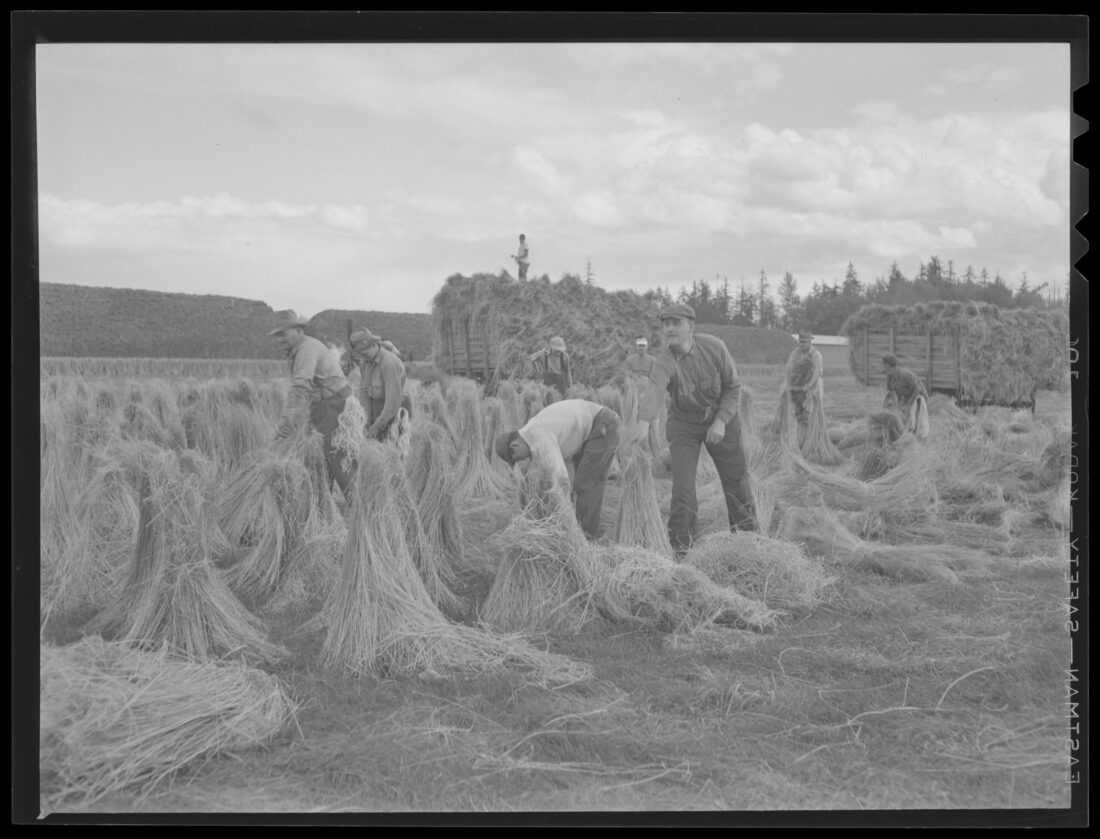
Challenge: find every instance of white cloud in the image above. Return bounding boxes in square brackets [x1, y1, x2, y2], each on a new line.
[940, 62, 1025, 88]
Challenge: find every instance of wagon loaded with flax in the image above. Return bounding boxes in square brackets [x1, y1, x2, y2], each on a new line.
[842, 301, 1069, 413]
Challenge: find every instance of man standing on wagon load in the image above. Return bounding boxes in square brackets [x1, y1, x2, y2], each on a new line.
[350, 327, 412, 441]
[882, 352, 930, 439]
[512, 233, 530, 280]
[269, 309, 355, 497]
[529, 335, 573, 397]
[624, 303, 757, 558]
[782, 331, 824, 441]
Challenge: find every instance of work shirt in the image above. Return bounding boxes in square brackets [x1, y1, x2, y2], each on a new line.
[625, 352, 656, 379]
[281, 335, 349, 423]
[358, 347, 407, 429]
[638, 333, 740, 425]
[784, 347, 823, 392]
[887, 367, 928, 408]
[515, 399, 608, 492]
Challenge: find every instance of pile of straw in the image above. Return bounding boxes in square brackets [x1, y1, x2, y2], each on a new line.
[85, 443, 287, 664]
[478, 479, 602, 635]
[613, 447, 673, 557]
[319, 443, 590, 686]
[830, 412, 906, 450]
[450, 379, 513, 498]
[40, 637, 295, 812]
[778, 506, 992, 584]
[800, 381, 844, 465]
[683, 531, 833, 613]
[593, 546, 780, 633]
[777, 450, 937, 514]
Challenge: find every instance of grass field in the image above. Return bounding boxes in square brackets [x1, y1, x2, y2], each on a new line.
[37, 365, 1078, 817]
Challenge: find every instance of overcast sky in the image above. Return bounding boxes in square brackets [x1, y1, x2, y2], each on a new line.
[35, 41, 1071, 317]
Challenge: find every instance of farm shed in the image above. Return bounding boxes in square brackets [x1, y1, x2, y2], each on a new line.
[842, 301, 1069, 409]
[431, 273, 662, 386]
[792, 334, 849, 372]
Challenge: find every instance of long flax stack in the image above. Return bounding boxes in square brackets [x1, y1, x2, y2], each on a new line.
[319, 443, 590, 686]
[40, 637, 296, 812]
[481, 396, 519, 486]
[450, 378, 513, 499]
[84, 442, 287, 663]
[613, 447, 673, 557]
[479, 475, 602, 635]
[800, 382, 845, 466]
[593, 546, 780, 633]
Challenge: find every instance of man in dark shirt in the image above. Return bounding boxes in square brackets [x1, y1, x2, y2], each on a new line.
[629, 303, 756, 557]
[882, 352, 929, 435]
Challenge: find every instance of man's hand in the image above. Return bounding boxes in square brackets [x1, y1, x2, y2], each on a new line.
[706, 417, 727, 444]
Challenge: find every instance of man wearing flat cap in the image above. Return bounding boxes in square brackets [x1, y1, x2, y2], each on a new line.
[494, 399, 621, 540]
[624, 302, 757, 557]
[782, 331, 824, 441]
[269, 309, 355, 496]
[351, 327, 411, 440]
[529, 335, 573, 397]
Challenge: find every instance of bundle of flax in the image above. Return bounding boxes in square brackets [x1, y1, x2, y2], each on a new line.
[450, 379, 513, 499]
[830, 411, 906, 451]
[319, 443, 590, 686]
[84, 443, 288, 664]
[479, 470, 602, 635]
[760, 390, 799, 472]
[613, 447, 673, 557]
[800, 381, 845, 466]
[683, 531, 833, 613]
[216, 422, 333, 604]
[593, 546, 780, 633]
[778, 506, 992, 584]
[400, 421, 466, 617]
[776, 449, 937, 514]
[40, 637, 295, 812]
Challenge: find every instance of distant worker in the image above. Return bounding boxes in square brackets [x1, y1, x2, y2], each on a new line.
[512, 233, 530, 280]
[782, 331, 824, 439]
[529, 335, 573, 396]
[495, 399, 621, 540]
[624, 303, 756, 557]
[270, 310, 355, 496]
[882, 353, 930, 439]
[351, 327, 412, 440]
[625, 336, 656, 381]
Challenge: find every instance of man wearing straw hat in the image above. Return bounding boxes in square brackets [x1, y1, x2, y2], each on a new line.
[882, 353, 930, 438]
[269, 309, 355, 496]
[782, 331, 824, 439]
[494, 399, 621, 540]
[624, 302, 757, 557]
[529, 335, 573, 397]
[351, 327, 412, 441]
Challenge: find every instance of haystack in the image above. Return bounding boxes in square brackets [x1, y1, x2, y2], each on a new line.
[683, 531, 833, 612]
[40, 637, 295, 812]
[319, 443, 590, 686]
[593, 546, 780, 633]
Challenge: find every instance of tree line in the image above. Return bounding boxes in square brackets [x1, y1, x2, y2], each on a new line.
[643, 256, 1068, 335]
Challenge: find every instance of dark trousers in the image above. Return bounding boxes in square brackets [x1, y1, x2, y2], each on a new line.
[311, 390, 355, 499]
[570, 408, 620, 540]
[666, 412, 756, 556]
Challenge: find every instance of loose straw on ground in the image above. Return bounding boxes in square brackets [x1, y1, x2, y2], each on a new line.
[40, 637, 296, 812]
[592, 546, 780, 633]
[683, 531, 833, 613]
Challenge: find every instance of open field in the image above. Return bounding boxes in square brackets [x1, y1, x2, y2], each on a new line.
[35, 364, 1077, 818]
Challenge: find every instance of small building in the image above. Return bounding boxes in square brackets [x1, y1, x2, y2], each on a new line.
[795, 334, 849, 372]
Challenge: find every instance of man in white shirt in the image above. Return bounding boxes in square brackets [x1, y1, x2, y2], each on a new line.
[494, 399, 621, 540]
[512, 233, 530, 280]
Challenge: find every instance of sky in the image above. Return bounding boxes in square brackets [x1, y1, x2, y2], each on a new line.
[33, 39, 1073, 317]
